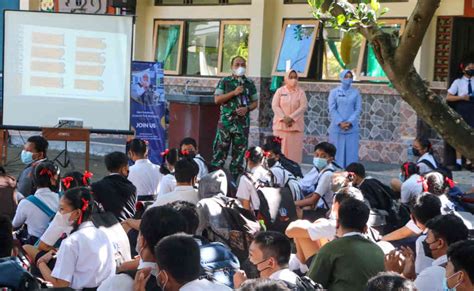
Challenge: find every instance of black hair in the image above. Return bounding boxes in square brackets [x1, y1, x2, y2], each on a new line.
[245, 146, 265, 164]
[128, 138, 148, 157]
[426, 214, 469, 246]
[27, 135, 49, 156]
[61, 171, 91, 191]
[62, 187, 95, 232]
[179, 137, 197, 150]
[34, 161, 59, 188]
[447, 240, 474, 283]
[334, 186, 364, 204]
[410, 193, 441, 225]
[366, 271, 417, 291]
[253, 231, 291, 266]
[314, 142, 336, 158]
[415, 137, 434, 155]
[168, 201, 199, 235]
[0, 215, 13, 258]
[154, 233, 201, 285]
[160, 148, 180, 175]
[400, 162, 419, 179]
[338, 198, 370, 232]
[174, 158, 199, 183]
[140, 206, 187, 253]
[238, 278, 291, 291]
[263, 136, 283, 156]
[231, 55, 246, 66]
[104, 151, 128, 173]
[346, 162, 366, 178]
[424, 171, 447, 196]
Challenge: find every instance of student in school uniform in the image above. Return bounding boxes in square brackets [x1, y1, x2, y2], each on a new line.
[12, 161, 60, 245]
[127, 138, 162, 201]
[17, 136, 49, 197]
[36, 187, 116, 290]
[180, 137, 209, 180]
[447, 59, 474, 171]
[157, 148, 179, 197]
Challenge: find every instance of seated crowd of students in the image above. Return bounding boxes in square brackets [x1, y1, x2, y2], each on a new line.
[0, 134, 473, 291]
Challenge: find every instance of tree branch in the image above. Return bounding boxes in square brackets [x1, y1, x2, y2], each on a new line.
[393, 0, 441, 75]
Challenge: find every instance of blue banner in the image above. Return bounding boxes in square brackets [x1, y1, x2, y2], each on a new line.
[130, 61, 166, 165]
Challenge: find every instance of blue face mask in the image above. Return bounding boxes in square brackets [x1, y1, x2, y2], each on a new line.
[313, 157, 328, 170]
[21, 150, 34, 165]
[443, 272, 462, 291]
[399, 172, 405, 182]
[341, 78, 353, 89]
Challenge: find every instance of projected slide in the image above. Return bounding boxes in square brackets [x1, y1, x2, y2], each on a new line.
[20, 25, 127, 100]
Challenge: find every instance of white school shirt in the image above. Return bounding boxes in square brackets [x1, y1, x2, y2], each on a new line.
[194, 155, 209, 180]
[307, 218, 337, 241]
[448, 76, 474, 97]
[269, 268, 300, 285]
[299, 167, 319, 194]
[98, 261, 157, 291]
[157, 173, 177, 197]
[180, 278, 231, 291]
[128, 159, 163, 197]
[314, 164, 337, 209]
[417, 153, 437, 175]
[40, 212, 73, 247]
[152, 185, 199, 207]
[51, 221, 116, 290]
[401, 174, 423, 204]
[414, 255, 447, 291]
[236, 165, 271, 211]
[12, 188, 59, 238]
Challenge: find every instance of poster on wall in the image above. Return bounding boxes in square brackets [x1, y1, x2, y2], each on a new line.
[130, 61, 166, 165]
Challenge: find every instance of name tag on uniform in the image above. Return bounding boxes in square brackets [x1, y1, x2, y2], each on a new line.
[281, 93, 288, 97]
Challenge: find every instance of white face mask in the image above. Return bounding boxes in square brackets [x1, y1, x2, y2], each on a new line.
[52, 211, 74, 228]
[233, 66, 246, 77]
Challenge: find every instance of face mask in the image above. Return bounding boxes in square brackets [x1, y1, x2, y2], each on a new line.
[21, 150, 34, 165]
[329, 211, 337, 220]
[422, 239, 435, 259]
[52, 211, 74, 228]
[50, 181, 60, 193]
[253, 258, 272, 274]
[313, 157, 328, 170]
[399, 172, 405, 182]
[156, 270, 168, 291]
[466, 69, 474, 77]
[341, 78, 353, 89]
[287, 78, 297, 87]
[233, 66, 246, 77]
[443, 271, 462, 291]
[411, 148, 421, 157]
[267, 158, 277, 168]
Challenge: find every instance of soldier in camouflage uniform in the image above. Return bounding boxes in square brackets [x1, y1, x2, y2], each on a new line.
[211, 56, 259, 181]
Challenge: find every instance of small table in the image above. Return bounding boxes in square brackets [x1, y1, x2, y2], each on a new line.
[41, 128, 91, 171]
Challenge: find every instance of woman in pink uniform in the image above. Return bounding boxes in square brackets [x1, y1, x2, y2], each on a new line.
[271, 70, 308, 163]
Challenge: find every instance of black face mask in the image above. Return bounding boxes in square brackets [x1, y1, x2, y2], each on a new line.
[412, 148, 421, 157]
[50, 182, 60, 193]
[466, 69, 474, 77]
[422, 240, 434, 259]
[267, 158, 277, 168]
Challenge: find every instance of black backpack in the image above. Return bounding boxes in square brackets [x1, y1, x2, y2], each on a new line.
[281, 276, 325, 291]
[0, 257, 41, 291]
[279, 155, 303, 178]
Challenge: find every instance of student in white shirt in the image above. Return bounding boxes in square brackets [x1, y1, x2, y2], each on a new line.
[295, 142, 338, 219]
[12, 161, 60, 244]
[412, 137, 438, 175]
[447, 60, 474, 171]
[127, 138, 163, 200]
[399, 162, 423, 206]
[152, 158, 199, 207]
[134, 233, 231, 291]
[98, 206, 187, 291]
[444, 240, 474, 291]
[236, 146, 272, 211]
[36, 187, 116, 289]
[233, 231, 300, 288]
[180, 137, 209, 180]
[157, 148, 179, 197]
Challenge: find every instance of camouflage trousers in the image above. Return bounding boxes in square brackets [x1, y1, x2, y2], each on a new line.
[211, 122, 249, 181]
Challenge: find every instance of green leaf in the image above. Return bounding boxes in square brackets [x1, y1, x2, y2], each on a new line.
[337, 14, 346, 26]
[371, 0, 380, 12]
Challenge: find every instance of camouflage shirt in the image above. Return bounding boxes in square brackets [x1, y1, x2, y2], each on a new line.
[214, 76, 259, 129]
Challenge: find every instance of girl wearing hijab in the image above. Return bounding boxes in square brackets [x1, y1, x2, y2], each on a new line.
[271, 70, 308, 163]
[328, 70, 362, 168]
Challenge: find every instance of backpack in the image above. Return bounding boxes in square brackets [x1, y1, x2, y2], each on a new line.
[280, 276, 325, 291]
[273, 166, 303, 201]
[245, 173, 297, 233]
[208, 198, 261, 262]
[0, 257, 41, 291]
[196, 238, 240, 288]
[279, 155, 303, 178]
[16, 196, 56, 245]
